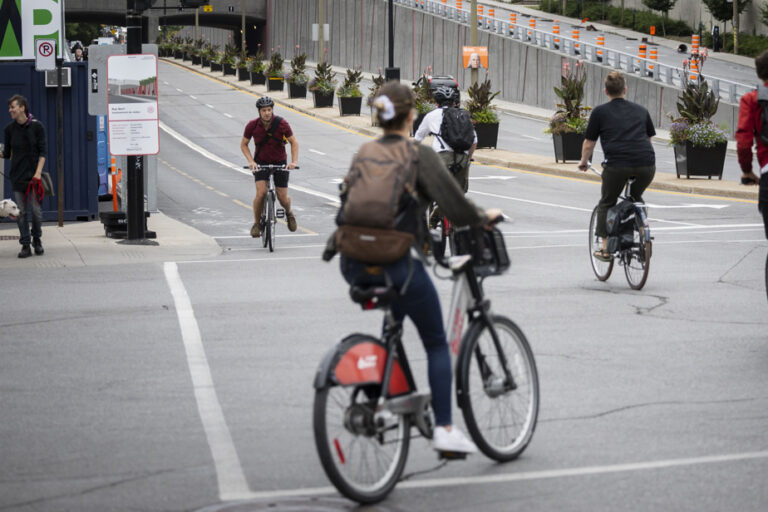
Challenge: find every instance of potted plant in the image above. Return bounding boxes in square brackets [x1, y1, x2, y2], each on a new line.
[412, 73, 435, 133]
[191, 38, 204, 65]
[368, 69, 386, 126]
[201, 43, 218, 68]
[249, 46, 266, 85]
[670, 73, 727, 179]
[309, 61, 336, 108]
[286, 49, 309, 98]
[210, 50, 223, 72]
[182, 36, 194, 61]
[222, 43, 237, 75]
[172, 36, 184, 59]
[236, 50, 249, 81]
[546, 63, 590, 162]
[266, 49, 285, 92]
[467, 77, 501, 149]
[337, 68, 363, 116]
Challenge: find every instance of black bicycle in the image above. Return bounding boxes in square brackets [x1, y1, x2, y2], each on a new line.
[313, 225, 539, 504]
[249, 164, 298, 252]
[588, 164, 653, 290]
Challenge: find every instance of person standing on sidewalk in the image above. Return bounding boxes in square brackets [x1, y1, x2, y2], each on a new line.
[240, 96, 299, 237]
[577, 71, 655, 261]
[735, 49, 768, 237]
[1, 95, 46, 258]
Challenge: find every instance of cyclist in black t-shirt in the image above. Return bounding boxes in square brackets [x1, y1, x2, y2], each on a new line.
[578, 71, 656, 262]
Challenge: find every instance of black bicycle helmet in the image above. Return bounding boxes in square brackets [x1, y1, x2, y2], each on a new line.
[433, 86, 456, 107]
[256, 96, 275, 110]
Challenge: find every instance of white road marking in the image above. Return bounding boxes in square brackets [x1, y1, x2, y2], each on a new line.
[176, 88, 183, 92]
[208, 449, 768, 501]
[309, 149, 326, 155]
[520, 134, 541, 141]
[213, 234, 318, 239]
[179, 256, 321, 264]
[163, 262, 253, 501]
[470, 190, 592, 212]
[160, 121, 340, 205]
[190, 95, 198, 100]
[469, 176, 516, 180]
[645, 203, 729, 209]
[205, 103, 215, 109]
[224, 113, 233, 118]
[652, 223, 763, 232]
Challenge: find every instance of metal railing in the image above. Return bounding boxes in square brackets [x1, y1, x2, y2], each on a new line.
[394, 0, 753, 103]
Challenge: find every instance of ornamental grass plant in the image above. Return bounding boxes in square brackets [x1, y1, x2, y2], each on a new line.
[668, 74, 727, 148]
[545, 62, 590, 135]
[466, 77, 500, 124]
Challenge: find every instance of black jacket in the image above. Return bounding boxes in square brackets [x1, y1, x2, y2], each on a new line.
[3, 118, 47, 192]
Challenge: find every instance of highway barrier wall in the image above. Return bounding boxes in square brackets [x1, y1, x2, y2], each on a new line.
[266, 0, 739, 135]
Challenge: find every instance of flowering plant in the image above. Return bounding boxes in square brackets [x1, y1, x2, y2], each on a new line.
[668, 120, 727, 148]
[266, 48, 284, 78]
[466, 77, 500, 124]
[669, 75, 725, 148]
[337, 68, 363, 98]
[286, 48, 308, 85]
[249, 46, 266, 74]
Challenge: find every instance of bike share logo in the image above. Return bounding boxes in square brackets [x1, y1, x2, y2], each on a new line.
[356, 354, 378, 371]
[0, 0, 61, 59]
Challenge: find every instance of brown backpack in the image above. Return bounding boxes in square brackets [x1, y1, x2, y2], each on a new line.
[335, 138, 419, 264]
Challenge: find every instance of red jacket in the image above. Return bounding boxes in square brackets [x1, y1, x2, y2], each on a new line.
[736, 86, 768, 173]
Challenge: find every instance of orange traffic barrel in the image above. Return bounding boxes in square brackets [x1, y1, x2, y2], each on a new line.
[596, 33, 604, 58]
[509, 12, 517, 35]
[553, 20, 560, 46]
[691, 34, 700, 55]
[649, 47, 657, 70]
[638, 43, 647, 59]
[689, 57, 699, 80]
[528, 18, 536, 39]
[478, 4, 483, 26]
[572, 28, 580, 49]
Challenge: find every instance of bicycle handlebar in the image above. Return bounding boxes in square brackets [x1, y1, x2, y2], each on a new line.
[242, 164, 300, 170]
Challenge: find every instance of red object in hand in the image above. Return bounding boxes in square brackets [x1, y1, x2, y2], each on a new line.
[25, 178, 44, 203]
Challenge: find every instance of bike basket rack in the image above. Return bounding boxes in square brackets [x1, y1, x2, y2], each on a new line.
[454, 226, 510, 277]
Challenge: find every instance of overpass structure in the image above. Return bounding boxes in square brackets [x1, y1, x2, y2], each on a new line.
[64, 0, 266, 48]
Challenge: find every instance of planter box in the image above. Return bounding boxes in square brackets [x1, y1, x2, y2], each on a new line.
[339, 96, 362, 116]
[211, 62, 223, 72]
[237, 68, 249, 81]
[191, 55, 201, 65]
[313, 91, 334, 108]
[552, 132, 584, 162]
[223, 63, 236, 75]
[173, 50, 183, 59]
[183, 52, 191, 61]
[674, 142, 726, 179]
[288, 83, 307, 98]
[250, 72, 266, 85]
[267, 78, 284, 92]
[201, 58, 210, 67]
[475, 122, 500, 149]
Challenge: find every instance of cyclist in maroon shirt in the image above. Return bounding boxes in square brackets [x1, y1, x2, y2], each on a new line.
[240, 96, 299, 237]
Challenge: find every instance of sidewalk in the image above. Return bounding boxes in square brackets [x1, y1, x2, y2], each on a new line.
[165, 57, 758, 203]
[0, 211, 221, 269]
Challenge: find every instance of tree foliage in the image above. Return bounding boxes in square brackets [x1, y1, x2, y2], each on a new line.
[641, 0, 677, 15]
[702, 0, 749, 23]
[65, 23, 100, 47]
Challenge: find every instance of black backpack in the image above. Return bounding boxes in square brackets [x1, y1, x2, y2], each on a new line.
[435, 107, 474, 153]
[605, 199, 636, 252]
[757, 85, 768, 145]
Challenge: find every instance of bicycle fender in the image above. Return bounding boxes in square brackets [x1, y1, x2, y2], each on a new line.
[313, 333, 411, 396]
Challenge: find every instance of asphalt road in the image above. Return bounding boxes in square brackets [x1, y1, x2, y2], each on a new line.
[1, 61, 767, 512]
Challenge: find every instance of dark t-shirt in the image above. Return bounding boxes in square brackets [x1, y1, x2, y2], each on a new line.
[584, 98, 656, 167]
[3, 119, 47, 191]
[243, 117, 293, 164]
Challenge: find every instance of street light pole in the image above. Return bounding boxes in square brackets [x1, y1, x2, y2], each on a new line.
[385, 0, 399, 81]
[241, 0, 246, 53]
[733, 0, 739, 55]
[318, 0, 325, 63]
[470, 0, 477, 86]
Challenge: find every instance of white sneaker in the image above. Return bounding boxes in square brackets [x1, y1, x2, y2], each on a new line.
[432, 426, 478, 454]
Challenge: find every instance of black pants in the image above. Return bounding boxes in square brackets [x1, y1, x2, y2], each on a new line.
[596, 165, 655, 238]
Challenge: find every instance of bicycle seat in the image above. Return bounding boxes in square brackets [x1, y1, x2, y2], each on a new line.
[349, 285, 399, 310]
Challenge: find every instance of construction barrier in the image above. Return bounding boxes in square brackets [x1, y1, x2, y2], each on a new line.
[649, 47, 657, 71]
[572, 28, 580, 50]
[690, 57, 699, 81]
[596, 33, 604, 59]
[528, 18, 536, 40]
[553, 20, 560, 47]
[478, 4, 483, 26]
[488, 8, 494, 29]
[691, 34, 700, 55]
[509, 12, 517, 35]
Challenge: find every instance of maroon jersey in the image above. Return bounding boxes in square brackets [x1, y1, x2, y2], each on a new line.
[243, 117, 293, 163]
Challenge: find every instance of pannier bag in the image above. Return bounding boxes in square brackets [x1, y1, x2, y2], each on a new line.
[605, 199, 636, 253]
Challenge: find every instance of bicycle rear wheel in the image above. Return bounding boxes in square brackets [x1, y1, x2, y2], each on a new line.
[313, 384, 410, 504]
[588, 207, 613, 281]
[457, 315, 539, 462]
[268, 193, 276, 252]
[624, 215, 651, 290]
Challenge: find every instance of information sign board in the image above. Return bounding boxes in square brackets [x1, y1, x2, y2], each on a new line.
[107, 54, 160, 156]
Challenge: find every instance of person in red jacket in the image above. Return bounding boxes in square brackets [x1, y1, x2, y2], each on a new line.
[735, 49, 768, 236]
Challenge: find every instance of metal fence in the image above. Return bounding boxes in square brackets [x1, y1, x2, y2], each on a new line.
[393, 0, 753, 103]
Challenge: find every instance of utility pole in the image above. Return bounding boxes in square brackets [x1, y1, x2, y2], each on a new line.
[470, 0, 478, 86]
[385, 0, 399, 81]
[194, 6, 198, 41]
[241, 0, 246, 53]
[318, 0, 325, 63]
[125, 0, 147, 242]
[733, 0, 739, 55]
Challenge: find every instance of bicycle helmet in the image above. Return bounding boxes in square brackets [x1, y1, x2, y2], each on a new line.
[433, 86, 456, 107]
[256, 96, 275, 110]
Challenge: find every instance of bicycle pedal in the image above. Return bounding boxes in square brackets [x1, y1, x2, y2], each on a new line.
[437, 451, 468, 461]
[276, 208, 285, 219]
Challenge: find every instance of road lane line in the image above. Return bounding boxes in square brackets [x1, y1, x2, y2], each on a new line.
[163, 262, 253, 502]
[470, 190, 592, 212]
[309, 149, 326, 155]
[205, 103, 215, 109]
[208, 449, 768, 501]
[224, 113, 233, 118]
[190, 95, 198, 100]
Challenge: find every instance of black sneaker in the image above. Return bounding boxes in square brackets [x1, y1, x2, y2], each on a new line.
[18, 245, 31, 258]
[33, 239, 44, 255]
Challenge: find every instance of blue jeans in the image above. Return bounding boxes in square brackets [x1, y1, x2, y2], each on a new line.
[340, 255, 453, 426]
[13, 190, 42, 246]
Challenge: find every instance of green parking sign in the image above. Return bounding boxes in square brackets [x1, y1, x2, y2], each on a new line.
[0, 0, 63, 60]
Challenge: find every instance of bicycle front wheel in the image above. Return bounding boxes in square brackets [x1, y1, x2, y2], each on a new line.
[765, 251, 768, 304]
[268, 196, 276, 252]
[313, 384, 410, 504]
[457, 315, 539, 462]
[624, 215, 651, 290]
[589, 207, 613, 281]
